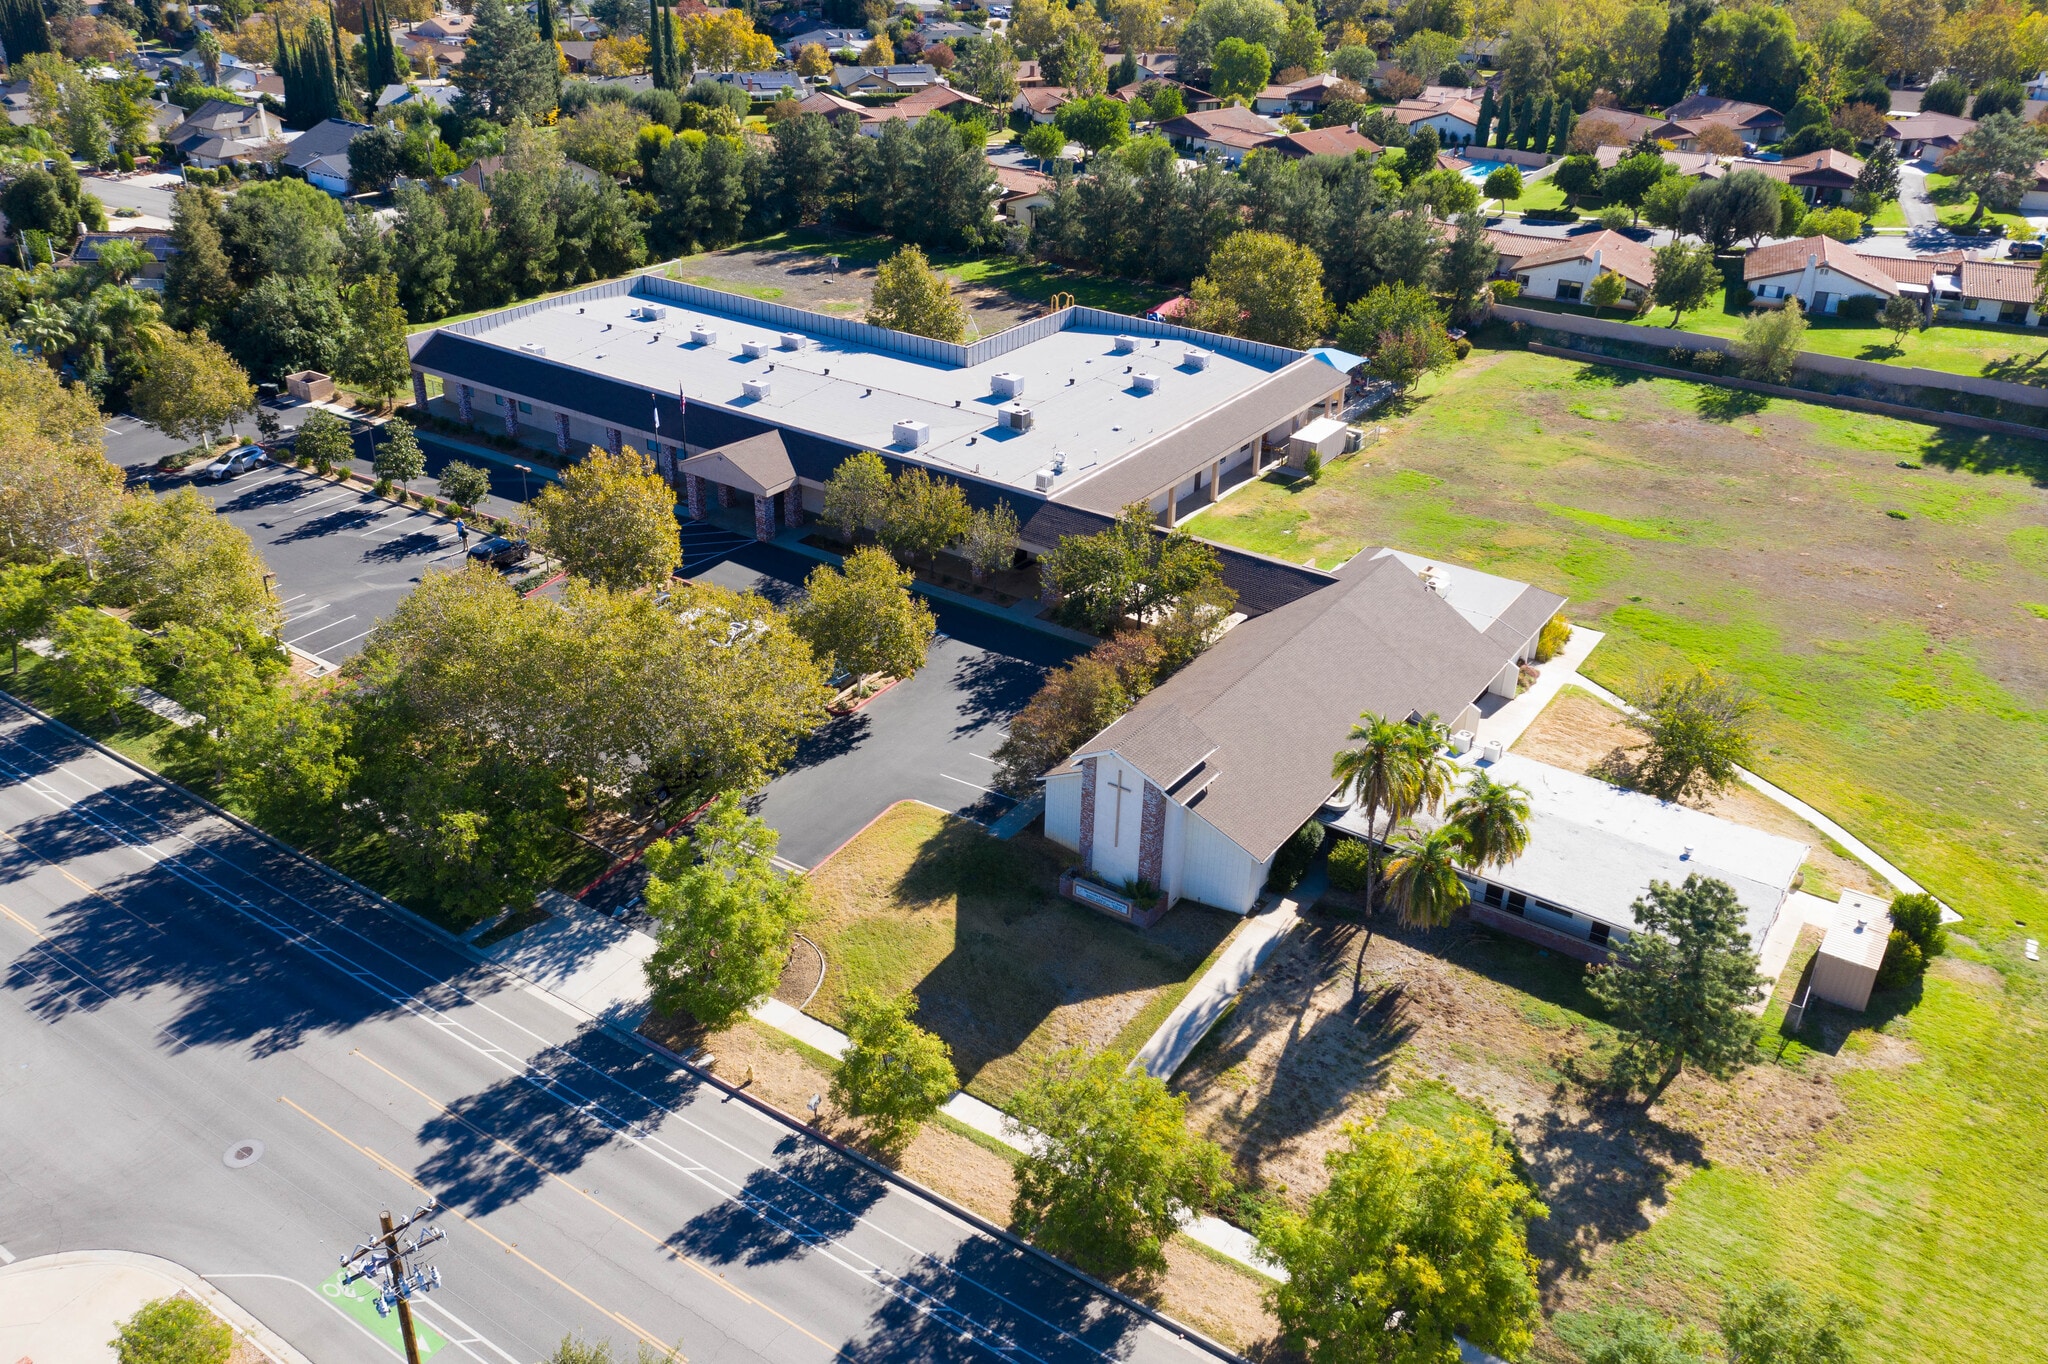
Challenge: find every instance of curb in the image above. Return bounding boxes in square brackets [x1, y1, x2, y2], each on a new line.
[0, 694, 1251, 1364]
[0, 1250, 316, 1364]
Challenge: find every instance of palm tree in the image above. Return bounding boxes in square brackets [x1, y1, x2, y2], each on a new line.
[1382, 826, 1472, 931]
[1446, 771, 1533, 874]
[1330, 712, 1417, 918]
[1401, 713, 1458, 824]
[17, 300, 73, 370]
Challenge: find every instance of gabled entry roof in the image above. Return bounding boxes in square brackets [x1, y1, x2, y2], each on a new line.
[678, 431, 797, 497]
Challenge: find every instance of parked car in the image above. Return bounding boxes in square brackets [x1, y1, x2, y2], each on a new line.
[2011, 239, 2044, 260]
[466, 535, 531, 568]
[202, 445, 268, 481]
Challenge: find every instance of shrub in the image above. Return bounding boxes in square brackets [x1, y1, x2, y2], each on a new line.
[1490, 279, 1522, 301]
[1267, 818, 1326, 892]
[1835, 294, 1883, 322]
[1453, 337, 1472, 359]
[113, 1296, 232, 1364]
[1327, 836, 1374, 892]
[1692, 348, 1724, 373]
[1596, 204, 1634, 230]
[1534, 612, 1571, 662]
[1876, 930, 1926, 989]
[1301, 449, 1322, 481]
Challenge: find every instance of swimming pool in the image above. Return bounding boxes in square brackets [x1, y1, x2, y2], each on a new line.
[1458, 159, 1520, 183]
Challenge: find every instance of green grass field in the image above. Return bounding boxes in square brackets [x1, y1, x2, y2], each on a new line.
[748, 228, 1165, 314]
[1192, 345, 2048, 1360]
[1924, 172, 2034, 236]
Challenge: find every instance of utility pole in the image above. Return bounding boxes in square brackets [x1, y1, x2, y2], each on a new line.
[339, 1202, 447, 1364]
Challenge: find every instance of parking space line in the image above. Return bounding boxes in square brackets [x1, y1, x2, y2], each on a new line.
[320, 626, 376, 652]
[261, 489, 363, 524]
[286, 614, 357, 646]
[283, 602, 328, 623]
[940, 773, 1012, 800]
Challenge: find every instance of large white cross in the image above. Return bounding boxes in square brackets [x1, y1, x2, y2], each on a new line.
[1107, 768, 1134, 847]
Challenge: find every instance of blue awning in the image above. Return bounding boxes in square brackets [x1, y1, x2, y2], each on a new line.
[1308, 346, 1366, 373]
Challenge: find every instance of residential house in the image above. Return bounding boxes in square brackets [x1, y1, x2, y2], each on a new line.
[793, 88, 869, 120]
[2, 79, 34, 127]
[1251, 73, 1348, 117]
[1044, 548, 1564, 916]
[1661, 91, 1784, 145]
[557, 40, 596, 71]
[994, 163, 1053, 229]
[1885, 110, 1977, 165]
[1591, 144, 1721, 179]
[1733, 148, 1864, 206]
[715, 70, 809, 98]
[1329, 751, 1806, 960]
[914, 19, 980, 45]
[71, 231, 176, 290]
[832, 64, 940, 94]
[281, 116, 371, 196]
[1014, 59, 1048, 88]
[396, 30, 468, 67]
[451, 154, 608, 190]
[164, 99, 286, 168]
[1947, 258, 2047, 326]
[856, 82, 988, 133]
[1159, 106, 1281, 165]
[1570, 106, 1688, 148]
[779, 26, 867, 56]
[1390, 94, 1482, 144]
[1266, 125, 1381, 160]
[1013, 85, 1073, 123]
[1742, 234, 1898, 314]
[1113, 77, 1217, 112]
[378, 80, 459, 112]
[409, 13, 475, 42]
[1504, 229, 1655, 303]
[2023, 159, 2048, 213]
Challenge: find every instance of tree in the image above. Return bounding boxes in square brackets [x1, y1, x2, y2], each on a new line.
[866, 244, 969, 342]
[1919, 75, 1968, 117]
[438, 460, 492, 510]
[1439, 213, 1500, 323]
[1944, 110, 2048, 224]
[1551, 154, 1601, 207]
[1009, 1047, 1231, 1279]
[1337, 282, 1454, 392]
[962, 501, 1019, 581]
[133, 330, 254, 450]
[991, 632, 1162, 792]
[1692, 3, 1806, 111]
[1649, 242, 1720, 329]
[1855, 138, 1901, 207]
[371, 417, 426, 492]
[100, 487, 281, 634]
[165, 186, 236, 329]
[1640, 175, 1691, 232]
[530, 447, 681, 591]
[1328, 712, 1449, 919]
[1681, 170, 1784, 251]
[1620, 668, 1756, 802]
[643, 794, 810, 1029]
[820, 449, 893, 544]
[457, 0, 559, 123]
[296, 407, 355, 475]
[1734, 301, 1808, 382]
[1567, 1309, 1713, 1364]
[1586, 269, 1628, 317]
[1040, 502, 1229, 636]
[1587, 874, 1765, 1096]
[1382, 825, 1470, 930]
[795, 41, 834, 79]
[1211, 35, 1272, 101]
[1446, 771, 1531, 872]
[830, 988, 958, 1147]
[111, 1295, 233, 1364]
[1876, 889, 1948, 988]
[1020, 120, 1066, 165]
[1483, 163, 1522, 213]
[1187, 230, 1331, 348]
[47, 605, 142, 723]
[0, 562, 61, 673]
[1720, 1279, 1860, 1364]
[336, 272, 410, 408]
[1881, 293, 1922, 349]
[792, 546, 936, 680]
[1602, 151, 1671, 225]
[1260, 1119, 1545, 1364]
[1176, 0, 1286, 73]
[1055, 93, 1132, 156]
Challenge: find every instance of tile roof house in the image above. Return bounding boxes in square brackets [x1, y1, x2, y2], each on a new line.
[1591, 144, 1721, 178]
[832, 64, 940, 94]
[793, 88, 868, 120]
[1266, 125, 1381, 160]
[1885, 110, 1977, 165]
[1662, 92, 1784, 144]
[1390, 95, 1482, 144]
[1013, 85, 1074, 121]
[1732, 148, 1864, 204]
[164, 99, 285, 167]
[1743, 235, 1898, 313]
[1044, 548, 1565, 915]
[1158, 106, 1281, 164]
[1250, 73, 1349, 116]
[1570, 106, 1687, 148]
[994, 163, 1054, 229]
[1949, 258, 2048, 326]
[1505, 229, 1656, 300]
[855, 81, 987, 133]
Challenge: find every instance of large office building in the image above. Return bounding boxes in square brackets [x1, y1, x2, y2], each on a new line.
[407, 273, 1352, 613]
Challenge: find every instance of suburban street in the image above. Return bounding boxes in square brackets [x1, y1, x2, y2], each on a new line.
[0, 698, 1211, 1364]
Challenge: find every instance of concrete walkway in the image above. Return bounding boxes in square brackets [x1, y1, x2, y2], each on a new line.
[1470, 626, 1605, 751]
[0, 1250, 313, 1364]
[1130, 867, 1323, 1082]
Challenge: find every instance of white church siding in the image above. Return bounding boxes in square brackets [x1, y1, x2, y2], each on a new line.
[1179, 806, 1266, 912]
[1043, 770, 1082, 848]
[1087, 754, 1148, 889]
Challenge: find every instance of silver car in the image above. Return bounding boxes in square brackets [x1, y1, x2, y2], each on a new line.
[202, 445, 268, 481]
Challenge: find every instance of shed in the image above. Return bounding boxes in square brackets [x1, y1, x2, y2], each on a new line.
[1287, 415, 1351, 467]
[1810, 889, 1892, 1012]
[285, 370, 335, 403]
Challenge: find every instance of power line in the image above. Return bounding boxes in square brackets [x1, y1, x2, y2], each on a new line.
[339, 1202, 449, 1364]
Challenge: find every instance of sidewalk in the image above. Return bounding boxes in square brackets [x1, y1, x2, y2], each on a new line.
[0, 1250, 313, 1364]
[1470, 626, 1605, 751]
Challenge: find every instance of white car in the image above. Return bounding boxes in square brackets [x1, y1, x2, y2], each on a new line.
[202, 446, 268, 481]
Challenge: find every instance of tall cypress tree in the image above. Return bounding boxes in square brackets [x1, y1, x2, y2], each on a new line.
[534, 0, 561, 99]
[1515, 94, 1538, 150]
[1549, 101, 1572, 156]
[1529, 95, 1553, 153]
[647, 0, 668, 89]
[0, 0, 53, 59]
[1473, 87, 1496, 148]
[1493, 94, 1513, 149]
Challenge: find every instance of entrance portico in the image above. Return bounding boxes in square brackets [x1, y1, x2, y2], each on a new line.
[675, 431, 804, 541]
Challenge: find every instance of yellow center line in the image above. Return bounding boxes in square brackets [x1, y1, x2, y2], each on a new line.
[0, 900, 45, 938]
[346, 1048, 844, 1356]
[0, 826, 162, 927]
[277, 1094, 680, 1357]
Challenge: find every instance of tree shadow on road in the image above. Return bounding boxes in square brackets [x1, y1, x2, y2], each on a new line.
[666, 1134, 890, 1269]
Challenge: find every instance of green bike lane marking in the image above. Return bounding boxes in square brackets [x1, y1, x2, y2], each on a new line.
[320, 1270, 447, 1358]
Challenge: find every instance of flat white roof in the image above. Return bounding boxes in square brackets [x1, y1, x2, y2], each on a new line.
[1821, 888, 1892, 970]
[453, 282, 1297, 493]
[1329, 752, 1807, 942]
[1371, 547, 1540, 636]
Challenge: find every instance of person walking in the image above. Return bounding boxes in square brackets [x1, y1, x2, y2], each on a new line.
[454, 517, 469, 547]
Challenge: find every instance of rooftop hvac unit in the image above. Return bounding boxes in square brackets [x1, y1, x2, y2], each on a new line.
[999, 403, 1033, 432]
[1481, 738, 1504, 763]
[635, 305, 667, 321]
[519, 342, 547, 356]
[1449, 729, 1474, 755]
[743, 378, 772, 401]
[1034, 467, 1056, 492]
[690, 325, 718, 346]
[1132, 372, 1159, 393]
[1112, 334, 1138, 353]
[779, 331, 807, 351]
[1422, 573, 1447, 596]
[991, 371, 1025, 398]
[1183, 347, 1212, 371]
[893, 419, 929, 448]
[740, 338, 770, 358]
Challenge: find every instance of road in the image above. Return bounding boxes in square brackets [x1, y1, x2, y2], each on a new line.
[80, 171, 182, 226]
[0, 698, 1214, 1364]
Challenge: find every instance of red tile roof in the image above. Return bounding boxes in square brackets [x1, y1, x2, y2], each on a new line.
[1742, 235, 1899, 295]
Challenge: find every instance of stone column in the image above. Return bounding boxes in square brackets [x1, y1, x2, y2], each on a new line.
[554, 412, 571, 456]
[457, 384, 474, 424]
[753, 493, 775, 542]
[716, 481, 733, 509]
[605, 427, 623, 456]
[505, 402, 520, 439]
[685, 472, 705, 520]
[1077, 757, 1098, 868]
[783, 482, 803, 528]
[1138, 780, 1166, 889]
[411, 370, 429, 410]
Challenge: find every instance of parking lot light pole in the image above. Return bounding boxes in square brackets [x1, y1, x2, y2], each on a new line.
[514, 464, 531, 532]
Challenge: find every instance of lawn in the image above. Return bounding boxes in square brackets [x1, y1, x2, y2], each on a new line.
[803, 800, 1239, 1105]
[753, 228, 1166, 315]
[1188, 344, 2048, 1361]
[1511, 290, 2048, 381]
[1923, 172, 2033, 236]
